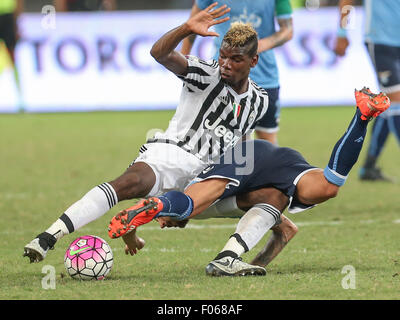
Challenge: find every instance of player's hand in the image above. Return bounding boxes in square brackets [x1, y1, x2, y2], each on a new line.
[186, 2, 230, 37]
[122, 230, 146, 256]
[334, 37, 349, 56]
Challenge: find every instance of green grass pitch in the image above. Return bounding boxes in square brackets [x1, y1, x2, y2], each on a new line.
[0, 107, 399, 300]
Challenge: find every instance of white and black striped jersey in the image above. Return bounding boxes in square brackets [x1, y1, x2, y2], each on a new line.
[147, 55, 269, 164]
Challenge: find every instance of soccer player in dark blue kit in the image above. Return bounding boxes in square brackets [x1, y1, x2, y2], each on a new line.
[109, 88, 390, 276]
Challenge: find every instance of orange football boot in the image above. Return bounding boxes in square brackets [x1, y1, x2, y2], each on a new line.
[355, 87, 390, 120]
[108, 197, 163, 239]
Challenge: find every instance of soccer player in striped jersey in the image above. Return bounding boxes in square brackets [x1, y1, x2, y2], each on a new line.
[23, 3, 271, 263]
[110, 87, 390, 276]
[182, 0, 293, 145]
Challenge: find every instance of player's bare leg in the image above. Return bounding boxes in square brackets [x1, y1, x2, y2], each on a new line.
[295, 169, 339, 205]
[250, 215, 298, 267]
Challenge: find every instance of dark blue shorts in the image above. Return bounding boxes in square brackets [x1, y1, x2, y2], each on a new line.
[0, 14, 17, 50]
[194, 140, 318, 213]
[254, 87, 280, 132]
[365, 42, 400, 92]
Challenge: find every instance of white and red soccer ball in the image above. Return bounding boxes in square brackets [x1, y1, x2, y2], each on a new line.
[64, 235, 113, 280]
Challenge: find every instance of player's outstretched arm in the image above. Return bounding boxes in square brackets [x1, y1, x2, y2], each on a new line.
[150, 2, 230, 75]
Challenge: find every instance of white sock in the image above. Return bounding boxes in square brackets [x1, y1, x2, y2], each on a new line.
[216, 204, 281, 259]
[45, 183, 118, 240]
[45, 218, 70, 241]
[220, 235, 246, 257]
[234, 204, 280, 251]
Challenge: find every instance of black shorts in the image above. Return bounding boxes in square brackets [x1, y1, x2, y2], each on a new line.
[194, 140, 318, 213]
[365, 42, 400, 93]
[254, 87, 280, 132]
[0, 13, 17, 50]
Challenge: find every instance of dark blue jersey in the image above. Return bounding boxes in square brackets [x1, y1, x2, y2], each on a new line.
[193, 139, 318, 213]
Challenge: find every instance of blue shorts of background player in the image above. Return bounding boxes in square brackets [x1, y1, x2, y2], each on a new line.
[254, 87, 281, 139]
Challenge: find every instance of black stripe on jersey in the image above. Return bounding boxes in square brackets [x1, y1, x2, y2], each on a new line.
[178, 79, 225, 148]
[218, 135, 225, 158]
[205, 99, 230, 128]
[253, 95, 266, 124]
[186, 86, 195, 93]
[187, 66, 210, 77]
[251, 80, 269, 96]
[178, 76, 210, 91]
[198, 59, 218, 69]
[241, 90, 258, 133]
[196, 138, 202, 157]
[234, 96, 249, 127]
[222, 91, 236, 127]
[208, 137, 213, 157]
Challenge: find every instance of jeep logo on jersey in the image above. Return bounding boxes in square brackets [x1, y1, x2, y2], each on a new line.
[204, 116, 240, 145]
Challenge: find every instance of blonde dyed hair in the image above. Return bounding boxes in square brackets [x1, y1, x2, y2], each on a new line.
[222, 22, 258, 57]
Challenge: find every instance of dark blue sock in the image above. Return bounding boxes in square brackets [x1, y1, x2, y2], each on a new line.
[157, 191, 193, 220]
[324, 108, 369, 186]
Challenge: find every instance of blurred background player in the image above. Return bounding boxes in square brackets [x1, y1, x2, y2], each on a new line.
[0, 0, 23, 112]
[54, 0, 116, 11]
[181, 0, 293, 145]
[335, 0, 400, 181]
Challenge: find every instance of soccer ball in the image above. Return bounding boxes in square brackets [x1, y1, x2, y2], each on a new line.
[64, 235, 113, 280]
